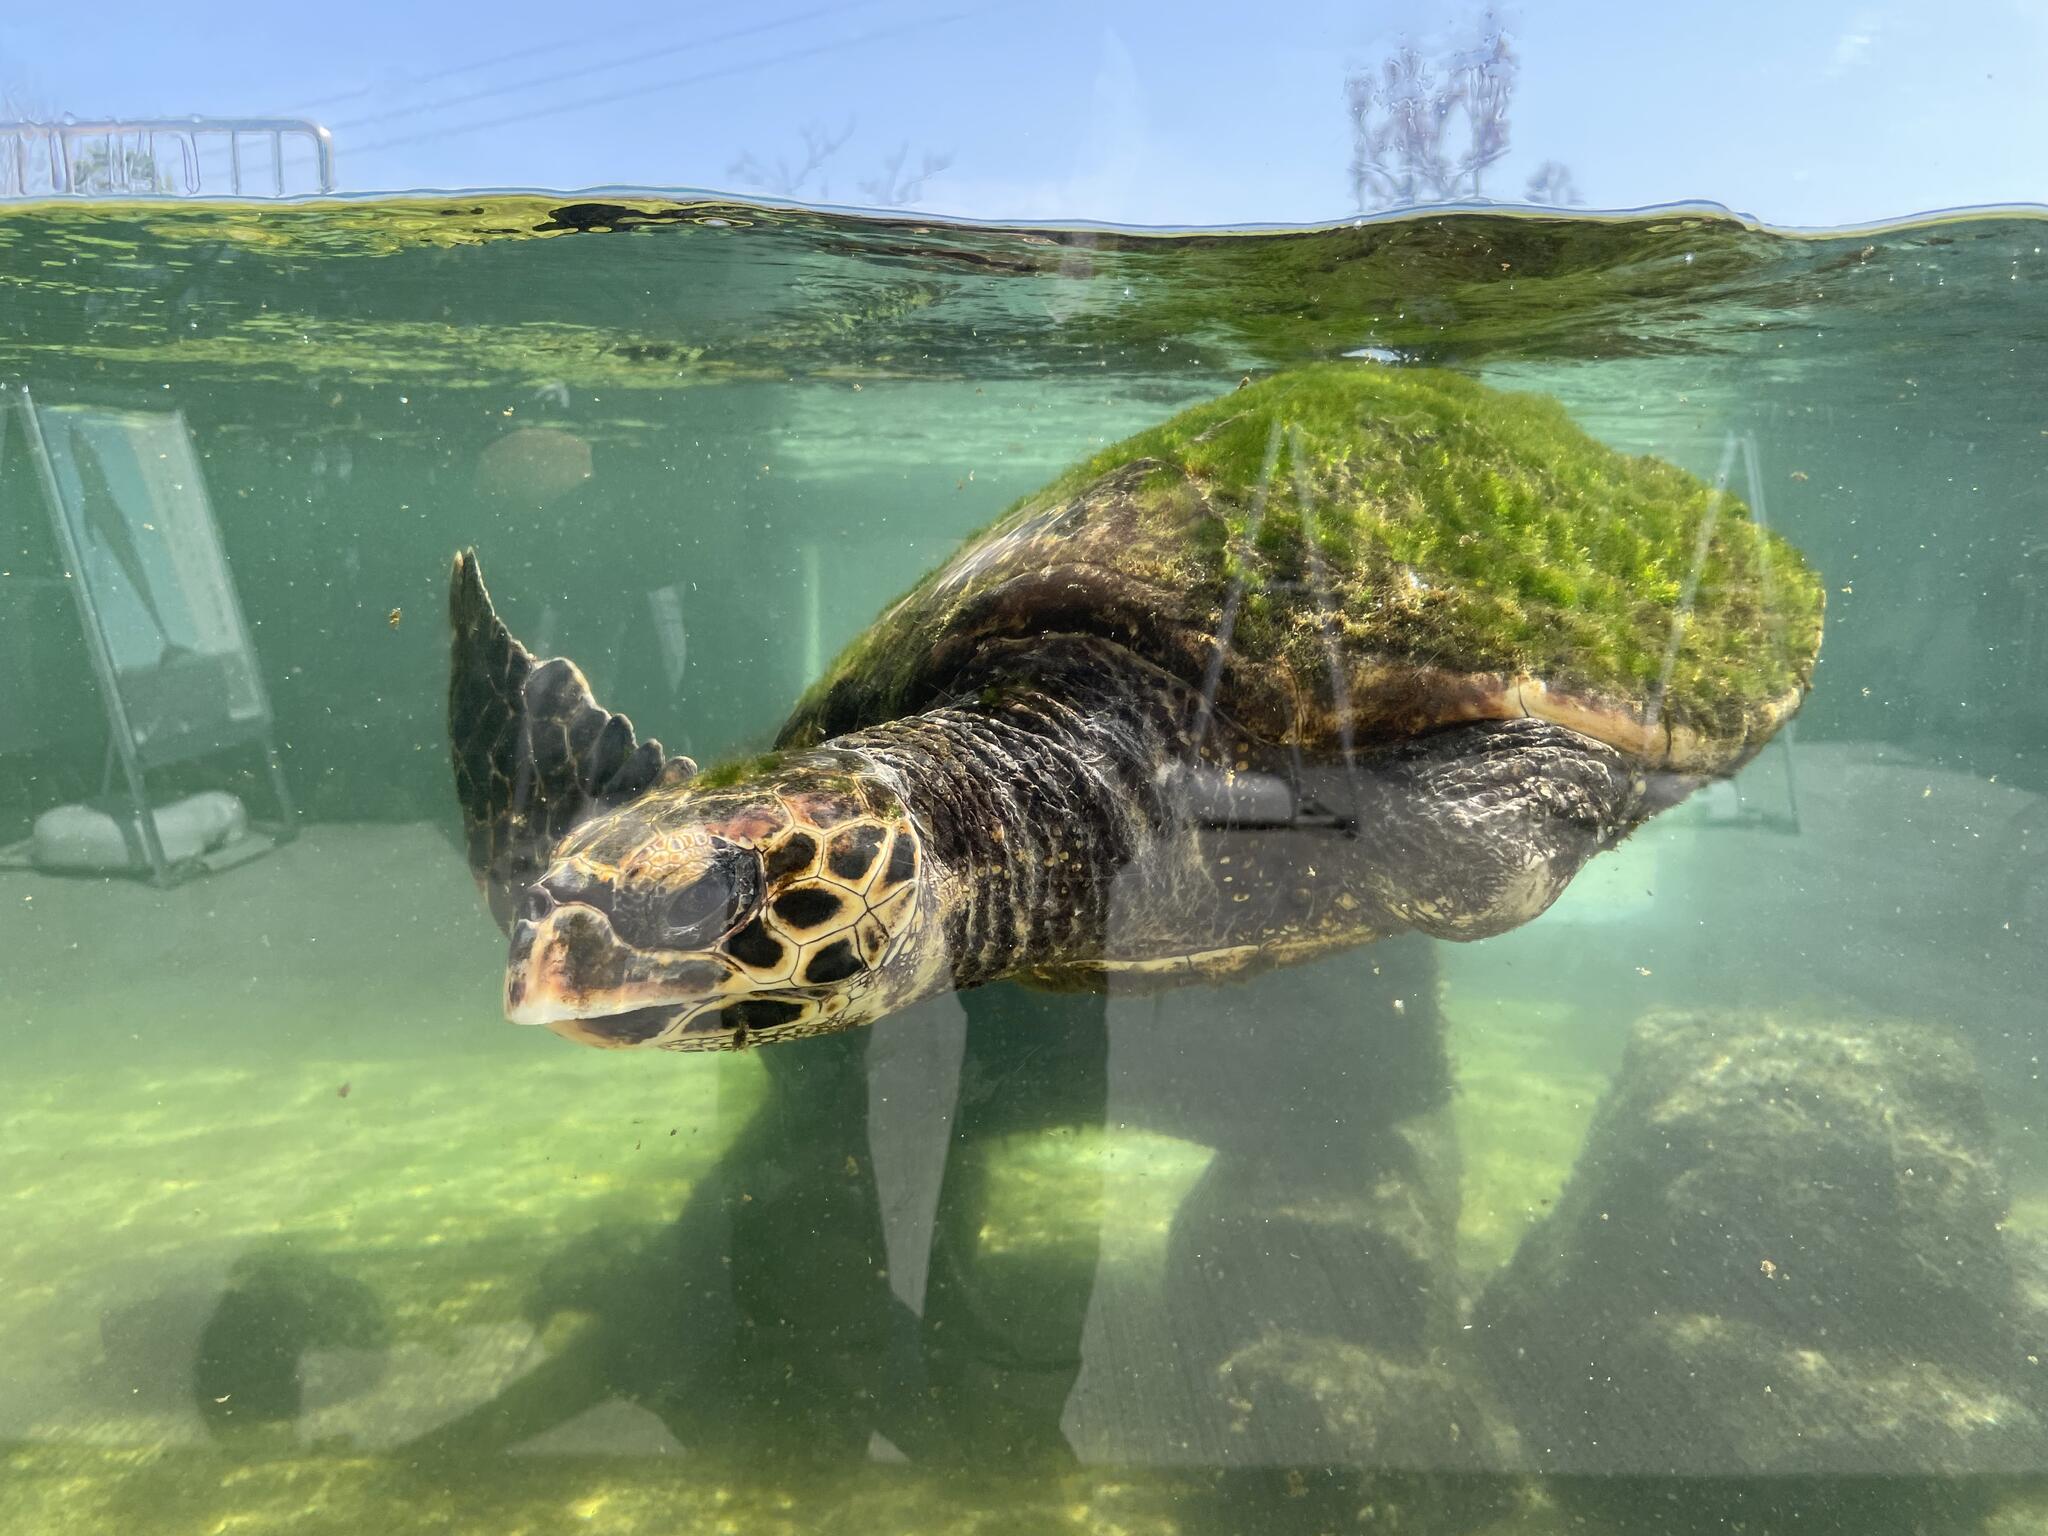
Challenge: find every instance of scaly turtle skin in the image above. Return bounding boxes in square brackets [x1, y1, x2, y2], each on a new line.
[448, 365, 1823, 1051]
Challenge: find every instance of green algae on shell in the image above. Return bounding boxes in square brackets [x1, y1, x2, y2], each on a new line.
[787, 363, 1824, 773]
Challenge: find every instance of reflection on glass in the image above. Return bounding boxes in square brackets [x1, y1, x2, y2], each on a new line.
[1, 393, 293, 881]
[40, 403, 263, 702]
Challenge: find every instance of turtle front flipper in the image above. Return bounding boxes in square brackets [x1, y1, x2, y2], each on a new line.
[448, 550, 696, 931]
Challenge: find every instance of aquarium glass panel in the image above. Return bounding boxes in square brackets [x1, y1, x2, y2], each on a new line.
[2, 193, 2045, 1536]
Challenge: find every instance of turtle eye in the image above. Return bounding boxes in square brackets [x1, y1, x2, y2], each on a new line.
[606, 841, 761, 952]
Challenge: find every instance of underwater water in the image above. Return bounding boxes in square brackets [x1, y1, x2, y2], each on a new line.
[0, 193, 2045, 1535]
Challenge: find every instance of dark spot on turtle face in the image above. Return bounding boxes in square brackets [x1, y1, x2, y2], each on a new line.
[858, 918, 888, 964]
[726, 916, 786, 972]
[577, 1006, 675, 1044]
[878, 835, 917, 890]
[804, 940, 863, 985]
[718, 998, 806, 1033]
[826, 824, 886, 883]
[764, 832, 817, 881]
[660, 959, 729, 996]
[606, 840, 760, 951]
[538, 866, 599, 908]
[772, 886, 843, 932]
[554, 906, 626, 990]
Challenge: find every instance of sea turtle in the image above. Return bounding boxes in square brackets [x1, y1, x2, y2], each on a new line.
[448, 364, 1823, 1052]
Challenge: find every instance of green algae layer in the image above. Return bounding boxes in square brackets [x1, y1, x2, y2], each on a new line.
[798, 364, 1824, 758]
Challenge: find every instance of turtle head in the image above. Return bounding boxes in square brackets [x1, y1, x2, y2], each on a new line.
[502, 767, 931, 1051]
[447, 550, 933, 1052]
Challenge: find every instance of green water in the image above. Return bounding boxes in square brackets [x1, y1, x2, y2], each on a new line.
[2, 195, 2046, 1534]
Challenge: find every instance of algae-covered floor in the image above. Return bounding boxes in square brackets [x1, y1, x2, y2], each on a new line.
[3, 764, 2045, 1533]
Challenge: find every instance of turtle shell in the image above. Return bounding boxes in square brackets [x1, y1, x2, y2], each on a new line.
[782, 365, 1823, 774]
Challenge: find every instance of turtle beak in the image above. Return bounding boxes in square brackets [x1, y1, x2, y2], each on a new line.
[503, 908, 666, 1048]
[502, 891, 729, 1044]
[503, 903, 605, 1027]
[503, 879, 652, 1027]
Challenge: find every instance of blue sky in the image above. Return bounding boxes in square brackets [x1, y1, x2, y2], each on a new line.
[3, 0, 2045, 227]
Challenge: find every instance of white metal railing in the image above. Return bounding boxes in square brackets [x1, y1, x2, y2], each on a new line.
[0, 117, 335, 198]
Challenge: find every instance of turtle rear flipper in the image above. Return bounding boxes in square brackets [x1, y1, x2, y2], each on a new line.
[449, 550, 696, 930]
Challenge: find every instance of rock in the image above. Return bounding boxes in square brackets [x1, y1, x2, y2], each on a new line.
[1216, 1330, 1517, 1474]
[1160, 1095, 1522, 1484]
[32, 790, 246, 873]
[1476, 1010, 2043, 1479]
[1166, 1107, 1462, 1373]
[1111, 939, 1508, 1478]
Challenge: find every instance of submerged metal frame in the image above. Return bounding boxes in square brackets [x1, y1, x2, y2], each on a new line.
[1, 383, 297, 885]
